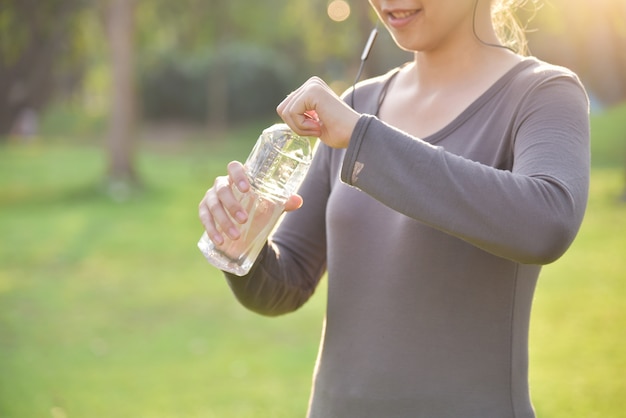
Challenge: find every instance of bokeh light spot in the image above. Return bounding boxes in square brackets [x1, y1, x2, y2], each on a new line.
[327, 0, 351, 22]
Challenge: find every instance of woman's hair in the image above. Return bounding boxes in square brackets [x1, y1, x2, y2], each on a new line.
[491, 0, 540, 55]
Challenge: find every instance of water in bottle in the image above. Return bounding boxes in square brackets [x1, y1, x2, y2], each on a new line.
[198, 124, 315, 276]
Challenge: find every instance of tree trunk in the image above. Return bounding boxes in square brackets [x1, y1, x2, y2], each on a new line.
[105, 0, 139, 195]
[208, 47, 229, 132]
[207, 1, 229, 132]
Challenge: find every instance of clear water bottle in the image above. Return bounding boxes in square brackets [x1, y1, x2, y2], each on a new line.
[198, 123, 316, 276]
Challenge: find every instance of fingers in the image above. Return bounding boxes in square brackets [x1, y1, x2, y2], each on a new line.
[199, 178, 238, 245]
[277, 78, 326, 138]
[198, 158, 307, 247]
[198, 194, 223, 245]
[198, 161, 250, 245]
[284, 194, 304, 212]
[277, 76, 359, 148]
[227, 161, 249, 194]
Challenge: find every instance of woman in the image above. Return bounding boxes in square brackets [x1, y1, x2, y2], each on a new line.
[199, 0, 590, 416]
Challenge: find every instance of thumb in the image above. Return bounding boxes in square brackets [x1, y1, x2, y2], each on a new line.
[284, 194, 304, 212]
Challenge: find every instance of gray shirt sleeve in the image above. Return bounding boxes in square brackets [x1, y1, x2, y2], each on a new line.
[342, 72, 590, 264]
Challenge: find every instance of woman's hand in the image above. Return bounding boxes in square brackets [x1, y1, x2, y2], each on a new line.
[198, 161, 303, 245]
[277, 77, 360, 149]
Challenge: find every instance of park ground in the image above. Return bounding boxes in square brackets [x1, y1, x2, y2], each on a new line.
[0, 104, 625, 417]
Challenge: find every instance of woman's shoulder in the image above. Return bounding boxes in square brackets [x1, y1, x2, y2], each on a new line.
[512, 56, 584, 86]
[495, 56, 588, 109]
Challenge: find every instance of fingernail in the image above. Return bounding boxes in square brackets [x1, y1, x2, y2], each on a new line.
[235, 211, 247, 223]
[212, 234, 224, 245]
[228, 227, 240, 239]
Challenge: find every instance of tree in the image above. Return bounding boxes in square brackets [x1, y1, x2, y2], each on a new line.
[0, 0, 88, 138]
[104, 0, 139, 195]
[206, 0, 230, 131]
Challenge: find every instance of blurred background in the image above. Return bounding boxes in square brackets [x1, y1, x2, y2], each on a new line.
[0, 0, 624, 417]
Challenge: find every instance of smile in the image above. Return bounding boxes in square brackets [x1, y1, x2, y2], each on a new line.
[389, 10, 419, 20]
[385, 8, 421, 28]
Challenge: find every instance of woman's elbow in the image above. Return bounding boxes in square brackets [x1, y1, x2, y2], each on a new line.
[516, 214, 582, 265]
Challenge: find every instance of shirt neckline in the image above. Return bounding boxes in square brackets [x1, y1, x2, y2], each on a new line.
[375, 57, 538, 143]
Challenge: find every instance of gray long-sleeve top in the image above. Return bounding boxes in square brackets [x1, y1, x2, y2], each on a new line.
[223, 57, 590, 418]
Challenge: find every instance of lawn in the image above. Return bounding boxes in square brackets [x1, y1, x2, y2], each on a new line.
[0, 106, 625, 417]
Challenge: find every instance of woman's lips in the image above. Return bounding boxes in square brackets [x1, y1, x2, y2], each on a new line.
[387, 9, 421, 28]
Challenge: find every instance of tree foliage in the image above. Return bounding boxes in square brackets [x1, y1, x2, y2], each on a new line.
[0, 0, 91, 136]
[1, 0, 625, 136]
[528, 0, 626, 106]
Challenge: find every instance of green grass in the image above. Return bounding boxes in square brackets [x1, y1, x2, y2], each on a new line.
[1, 106, 625, 417]
[0, 125, 325, 418]
[530, 168, 625, 418]
[589, 102, 626, 168]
